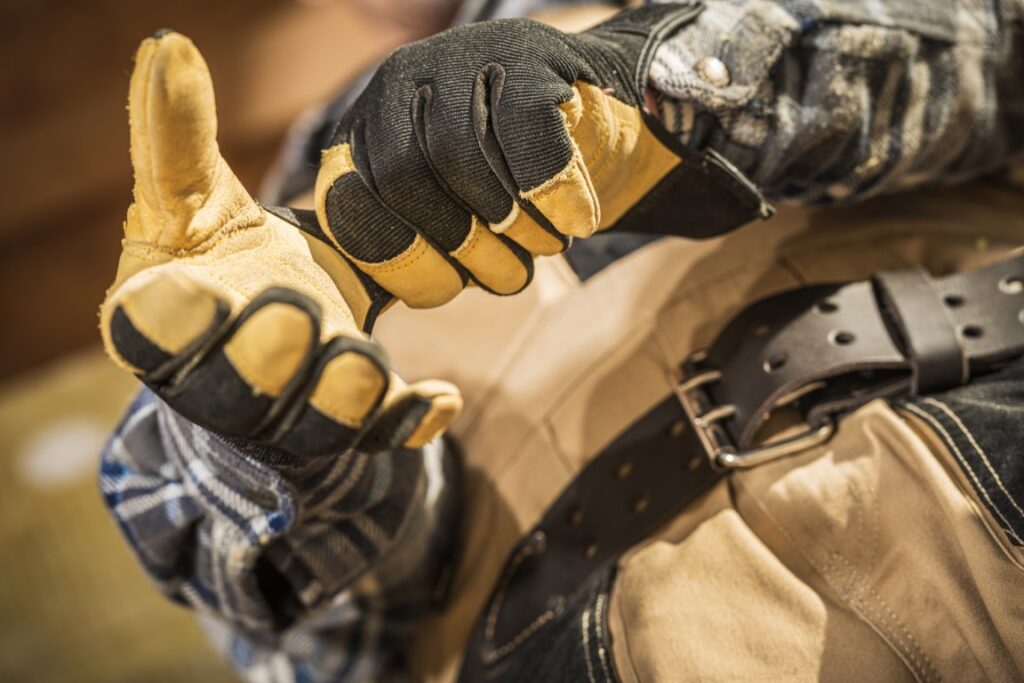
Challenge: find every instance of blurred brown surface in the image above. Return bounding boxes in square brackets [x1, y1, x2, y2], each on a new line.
[0, 0, 420, 381]
[0, 349, 237, 682]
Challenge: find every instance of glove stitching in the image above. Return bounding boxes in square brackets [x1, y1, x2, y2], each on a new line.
[521, 148, 599, 232]
[120, 213, 266, 260]
[352, 238, 432, 275]
[451, 220, 483, 259]
[307, 391, 367, 430]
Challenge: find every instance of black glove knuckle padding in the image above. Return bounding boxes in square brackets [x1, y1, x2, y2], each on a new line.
[323, 18, 605, 286]
[418, 78, 511, 225]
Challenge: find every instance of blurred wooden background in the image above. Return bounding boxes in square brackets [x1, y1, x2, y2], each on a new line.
[0, 0, 446, 381]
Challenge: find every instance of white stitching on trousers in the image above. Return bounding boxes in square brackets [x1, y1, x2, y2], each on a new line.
[904, 403, 1024, 545]
[582, 607, 598, 683]
[594, 592, 613, 683]
[922, 397, 1024, 524]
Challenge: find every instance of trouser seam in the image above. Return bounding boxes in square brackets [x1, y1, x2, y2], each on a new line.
[921, 397, 1024, 526]
[734, 469, 936, 682]
[607, 565, 643, 683]
[821, 550, 940, 682]
[581, 575, 617, 683]
[903, 402, 1024, 546]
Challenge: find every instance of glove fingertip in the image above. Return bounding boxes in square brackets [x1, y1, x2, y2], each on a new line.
[524, 152, 600, 238]
[223, 299, 319, 398]
[268, 339, 391, 458]
[402, 392, 463, 449]
[307, 348, 390, 429]
[358, 380, 462, 453]
[101, 271, 227, 379]
[106, 303, 174, 375]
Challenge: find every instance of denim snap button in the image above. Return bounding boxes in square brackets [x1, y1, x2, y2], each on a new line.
[695, 56, 730, 87]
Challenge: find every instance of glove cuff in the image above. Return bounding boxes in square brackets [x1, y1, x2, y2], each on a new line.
[580, 2, 705, 104]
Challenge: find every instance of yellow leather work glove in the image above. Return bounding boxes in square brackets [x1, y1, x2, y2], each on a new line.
[99, 31, 461, 458]
[310, 3, 769, 311]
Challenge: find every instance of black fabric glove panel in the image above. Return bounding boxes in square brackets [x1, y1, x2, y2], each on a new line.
[313, 2, 768, 311]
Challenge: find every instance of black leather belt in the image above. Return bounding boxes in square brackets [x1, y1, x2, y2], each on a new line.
[689, 252, 1024, 468]
[460, 252, 1024, 681]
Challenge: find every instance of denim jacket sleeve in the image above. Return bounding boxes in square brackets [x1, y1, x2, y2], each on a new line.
[649, 0, 1024, 204]
[99, 388, 458, 681]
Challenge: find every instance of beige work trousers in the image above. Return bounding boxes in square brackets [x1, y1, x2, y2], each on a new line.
[370, 181, 1024, 681]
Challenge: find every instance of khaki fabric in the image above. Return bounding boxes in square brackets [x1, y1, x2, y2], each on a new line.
[371, 181, 1024, 681]
[611, 400, 1024, 682]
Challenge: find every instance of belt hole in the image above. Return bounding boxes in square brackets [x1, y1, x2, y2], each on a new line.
[830, 330, 856, 346]
[815, 300, 838, 314]
[584, 543, 599, 559]
[632, 496, 650, 514]
[568, 507, 584, 527]
[764, 353, 787, 373]
[944, 294, 965, 308]
[669, 420, 686, 437]
[999, 277, 1023, 294]
[616, 461, 633, 479]
[960, 324, 984, 339]
[688, 456, 702, 471]
[752, 323, 771, 337]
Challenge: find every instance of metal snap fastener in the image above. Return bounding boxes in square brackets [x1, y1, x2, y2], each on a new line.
[695, 56, 731, 87]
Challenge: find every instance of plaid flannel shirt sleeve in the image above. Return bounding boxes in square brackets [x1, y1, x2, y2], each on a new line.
[650, 0, 1024, 204]
[99, 388, 458, 683]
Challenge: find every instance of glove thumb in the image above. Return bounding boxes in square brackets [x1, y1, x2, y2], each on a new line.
[124, 30, 261, 252]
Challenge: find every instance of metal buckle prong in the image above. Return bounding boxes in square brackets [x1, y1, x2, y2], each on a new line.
[679, 369, 722, 393]
[771, 381, 827, 410]
[694, 404, 736, 428]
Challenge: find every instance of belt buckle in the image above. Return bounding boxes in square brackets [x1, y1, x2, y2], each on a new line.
[673, 351, 835, 471]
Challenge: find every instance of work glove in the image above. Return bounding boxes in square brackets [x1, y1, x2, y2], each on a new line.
[313, 2, 769, 310]
[99, 31, 461, 458]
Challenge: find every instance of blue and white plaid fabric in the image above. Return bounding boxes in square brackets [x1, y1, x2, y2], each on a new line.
[103, 1, 1024, 681]
[101, 389, 456, 682]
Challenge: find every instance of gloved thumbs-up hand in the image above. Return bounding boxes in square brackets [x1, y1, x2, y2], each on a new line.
[99, 31, 461, 458]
